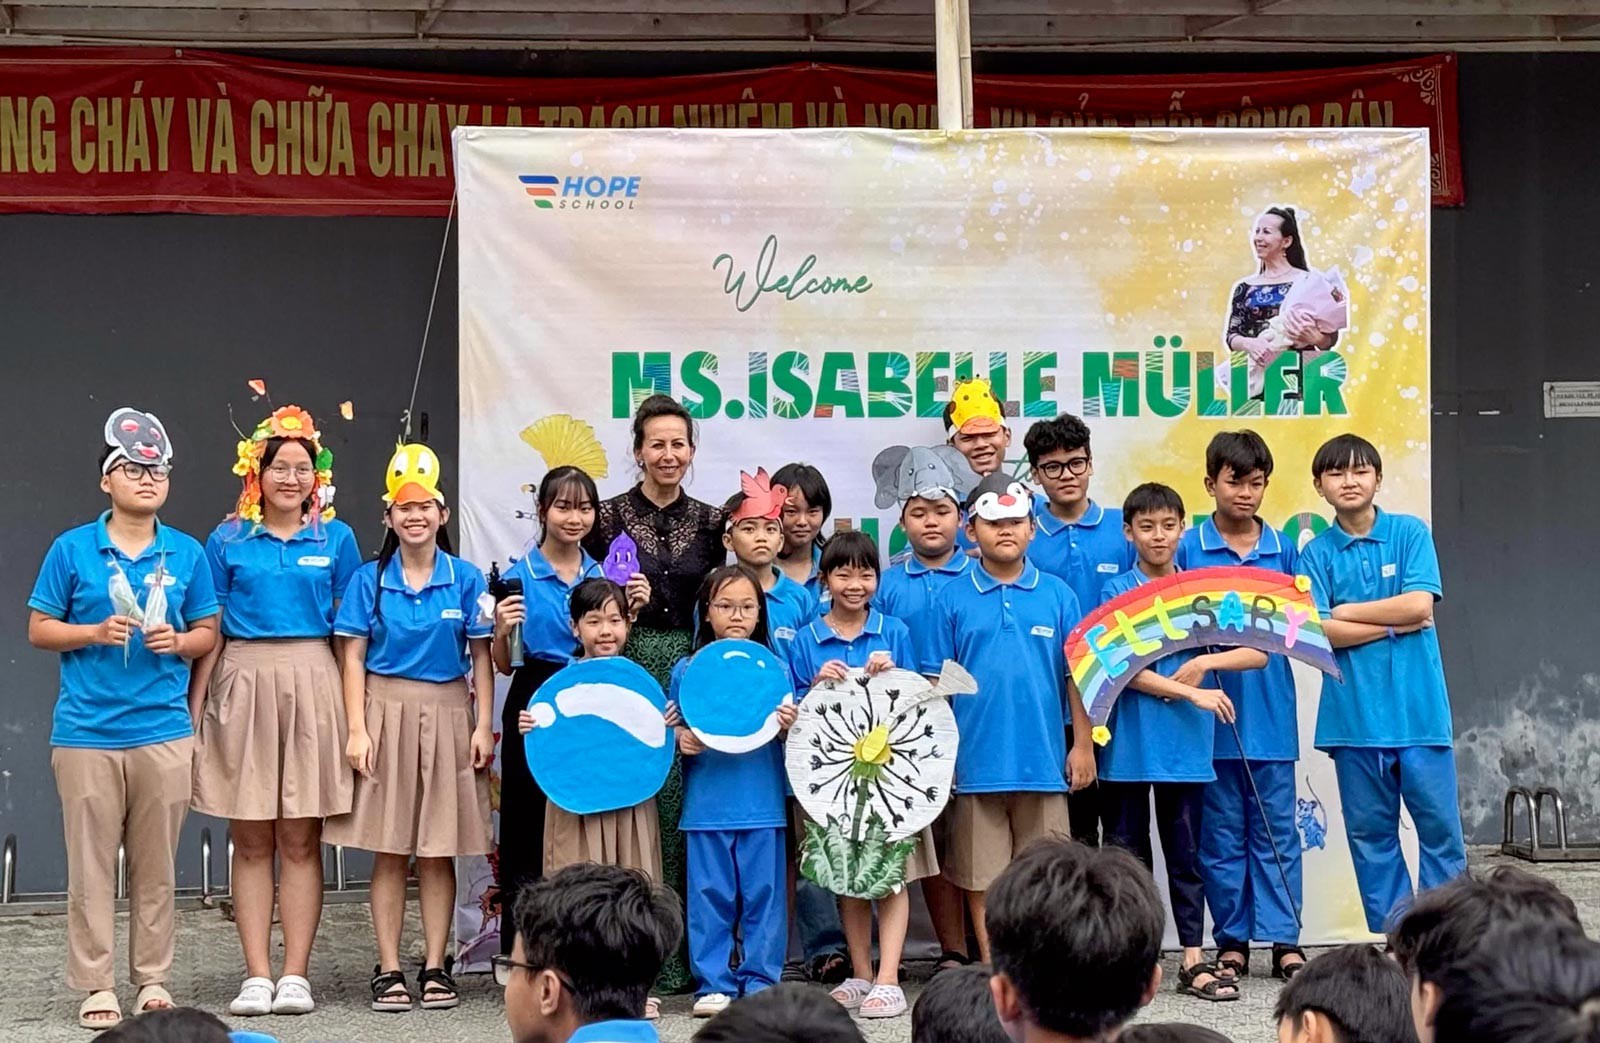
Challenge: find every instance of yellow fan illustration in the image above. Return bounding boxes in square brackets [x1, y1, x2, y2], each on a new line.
[520, 414, 608, 478]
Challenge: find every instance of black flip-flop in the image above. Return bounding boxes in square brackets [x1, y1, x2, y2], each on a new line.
[1272, 944, 1308, 980]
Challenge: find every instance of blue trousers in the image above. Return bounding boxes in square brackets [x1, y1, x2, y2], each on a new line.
[1199, 759, 1302, 947]
[1330, 746, 1468, 934]
[686, 828, 788, 998]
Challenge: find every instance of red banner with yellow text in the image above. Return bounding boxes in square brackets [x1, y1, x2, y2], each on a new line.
[0, 48, 1460, 216]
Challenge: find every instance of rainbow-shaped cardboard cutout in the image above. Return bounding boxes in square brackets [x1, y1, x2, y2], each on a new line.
[1065, 566, 1342, 735]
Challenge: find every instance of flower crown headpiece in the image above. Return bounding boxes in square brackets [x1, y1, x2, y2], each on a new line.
[232, 405, 336, 523]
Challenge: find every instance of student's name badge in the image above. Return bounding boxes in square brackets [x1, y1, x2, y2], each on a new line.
[297, 555, 332, 568]
[1097, 563, 1119, 573]
[773, 626, 797, 641]
[1030, 625, 1055, 638]
[1381, 563, 1398, 578]
[143, 573, 178, 587]
[441, 608, 464, 620]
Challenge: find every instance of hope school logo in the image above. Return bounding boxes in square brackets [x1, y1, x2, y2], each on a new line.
[518, 173, 642, 211]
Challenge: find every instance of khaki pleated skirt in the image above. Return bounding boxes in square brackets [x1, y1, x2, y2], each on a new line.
[191, 638, 354, 821]
[324, 675, 492, 858]
[543, 799, 661, 882]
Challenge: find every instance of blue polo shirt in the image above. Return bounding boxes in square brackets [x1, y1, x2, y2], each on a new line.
[568, 1021, 659, 1043]
[787, 609, 916, 695]
[875, 551, 973, 675]
[955, 489, 1050, 552]
[205, 518, 362, 639]
[928, 561, 1079, 794]
[671, 657, 788, 832]
[1298, 509, 1451, 750]
[334, 552, 491, 683]
[1176, 517, 1299, 762]
[506, 546, 603, 665]
[1096, 568, 1219, 783]
[29, 513, 220, 749]
[764, 568, 819, 662]
[1029, 499, 1135, 613]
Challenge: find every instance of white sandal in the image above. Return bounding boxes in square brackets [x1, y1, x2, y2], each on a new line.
[229, 977, 275, 1017]
[829, 977, 873, 1010]
[859, 983, 908, 1019]
[271, 974, 315, 1015]
[133, 984, 174, 1013]
[77, 990, 122, 1031]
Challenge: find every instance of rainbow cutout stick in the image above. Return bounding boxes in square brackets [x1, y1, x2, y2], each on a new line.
[1065, 565, 1342, 732]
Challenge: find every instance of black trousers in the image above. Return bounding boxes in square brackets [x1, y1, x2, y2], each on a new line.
[1065, 725, 1105, 845]
[498, 656, 563, 955]
[1102, 780, 1207, 948]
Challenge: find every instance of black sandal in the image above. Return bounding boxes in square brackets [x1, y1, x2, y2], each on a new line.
[370, 967, 413, 1013]
[933, 950, 974, 975]
[418, 964, 461, 1010]
[807, 951, 849, 985]
[1177, 961, 1241, 1003]
[1215, 946, 1250, 978]
[1272, 944, 1308, 980]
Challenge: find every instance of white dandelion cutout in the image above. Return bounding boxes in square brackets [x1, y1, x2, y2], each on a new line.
[786, 661, 975, 898]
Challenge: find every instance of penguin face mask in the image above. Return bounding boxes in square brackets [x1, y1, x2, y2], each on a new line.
[966, 475, 1034, 522]
[102, 407, 172, 475]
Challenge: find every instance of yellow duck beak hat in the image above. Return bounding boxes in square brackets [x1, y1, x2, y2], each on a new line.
[384, 442, 446, 506]
[946, 378, 1005, 436]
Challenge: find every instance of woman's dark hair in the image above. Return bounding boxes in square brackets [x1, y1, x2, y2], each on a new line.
[772, 462, 833, 548]
[692, 565, 771, 651]
[569, 577, 630, 626]
[373, 501, 455, 624]
[1262, 206, 1309, 272]
[537, 465, 599, 546]
[819, 530, 880, 578]
[631, 394, 696, 452]
[260, 436, 317, 519]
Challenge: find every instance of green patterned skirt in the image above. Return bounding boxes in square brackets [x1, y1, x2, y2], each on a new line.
[626, 624, 694, 993]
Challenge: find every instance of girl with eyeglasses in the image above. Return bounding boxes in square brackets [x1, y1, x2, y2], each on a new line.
[27, 408, 220, 1030]
[187, 406, 362, 1018]
[669, 565, 796, 1018]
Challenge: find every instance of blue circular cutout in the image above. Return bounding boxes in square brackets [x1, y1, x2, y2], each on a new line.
[525, 657, 672, 815]
[679, 638, 795, 754]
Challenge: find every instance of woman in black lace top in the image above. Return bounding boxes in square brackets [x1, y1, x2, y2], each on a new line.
[582, 393, 725, 995]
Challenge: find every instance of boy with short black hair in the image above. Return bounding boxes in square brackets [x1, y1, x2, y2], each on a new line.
[1022, 411, 1132, 846]
[912, 964, 1009, 1043]
[1273, 944, 1416, 1043]
[691, 983, 866, 1043]
[1298, 434, 1466, 936]
[1428, 920, 1600, 1043]
[1179, 429, 1305, 979]
[1388, 866, 1583, 1043]
[930, 472, 1095, 962]
[986, 839, 1165, 1043]
[498, 862, 683, 1043]
[1099, 482, 1267, 1004]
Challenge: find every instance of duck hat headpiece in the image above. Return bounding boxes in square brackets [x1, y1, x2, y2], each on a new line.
[964, 472, 1034, 522]
[232, 405, 335, 523]
[945, 378, 1005, 437]
[384, 442, 446, 507]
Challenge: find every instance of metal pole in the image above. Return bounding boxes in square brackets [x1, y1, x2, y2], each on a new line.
[2, 835, 15, 905]
[956, 0, 974, 128]
[934, 0, 964, 131]
[200, 828, 214, 903]
[115, 844, 127, 901]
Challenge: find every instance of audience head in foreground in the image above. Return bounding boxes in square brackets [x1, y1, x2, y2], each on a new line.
[1120, 1024, 1235, 1043]
[985, 838, 1165, 1042]
[1388, 865, 1583, 1043]
[502, 862, 684, 1043]
[1273, 943, 1416, 1043]
[913, 963, 1010, 1043]
[99, 1007, 234, 1043]
[690, 982, 865, 1043]
[1430, 920, 1600, 1043]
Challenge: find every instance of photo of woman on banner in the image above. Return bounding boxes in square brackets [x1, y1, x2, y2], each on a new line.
[1219, 206, 1349, 415]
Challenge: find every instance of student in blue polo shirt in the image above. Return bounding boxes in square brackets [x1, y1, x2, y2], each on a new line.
[324, 445, 495, 1014]
[186, 405, 362, 1018]
[927, 472, 1096, 966]
[1022, 411, 1133, 846]
[497, 862, 682, 1043]
[772, 462, 832, 602]
[1298, 434, 1466, 935]
[873, 468, 974, 973]
[670, 565, 797, 1018]
[721, 469, 819, 660]
[1178, 430, 1306, 981]
[1099, 482, 1266, 1005]
[788, 531, 924, 1020]
[28, 407, 219, 1031]
[489, 465, 609, 955]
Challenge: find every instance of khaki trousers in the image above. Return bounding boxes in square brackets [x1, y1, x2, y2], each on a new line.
[51, 736, 193, 992]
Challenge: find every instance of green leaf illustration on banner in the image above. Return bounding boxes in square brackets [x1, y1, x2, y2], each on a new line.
[800, 815, 919, 900]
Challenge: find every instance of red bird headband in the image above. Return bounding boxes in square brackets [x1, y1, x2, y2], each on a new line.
[730, 468, 789, 523]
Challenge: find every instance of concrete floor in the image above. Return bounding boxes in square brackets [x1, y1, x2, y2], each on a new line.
[6, 848, 1599, 1043]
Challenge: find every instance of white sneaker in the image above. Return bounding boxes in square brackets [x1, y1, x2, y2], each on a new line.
[271, 975, 315, 1015]
[228, 977, 274, 1017]
[693, 993, 732, 1018]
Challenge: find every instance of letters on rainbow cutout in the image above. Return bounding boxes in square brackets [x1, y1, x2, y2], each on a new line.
[1064, 566, 1342, 733]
